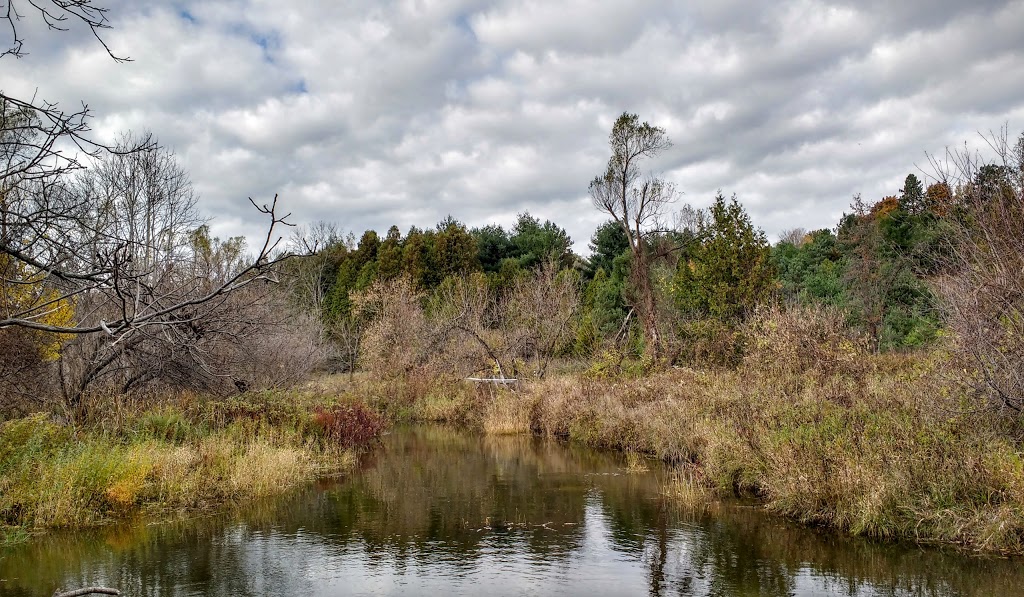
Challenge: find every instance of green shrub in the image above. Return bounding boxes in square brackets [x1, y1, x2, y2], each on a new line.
[131, 407, 193, 443]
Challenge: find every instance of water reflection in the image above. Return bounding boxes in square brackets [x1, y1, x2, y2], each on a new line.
[0, 426, 1019, 596]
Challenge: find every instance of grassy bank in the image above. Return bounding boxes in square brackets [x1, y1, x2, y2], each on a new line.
[348, 351, 1024, 554]
[0, 391, 385, 543]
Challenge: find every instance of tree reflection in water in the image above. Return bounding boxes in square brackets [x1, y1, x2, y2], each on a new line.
[0, 426, 1018, 596]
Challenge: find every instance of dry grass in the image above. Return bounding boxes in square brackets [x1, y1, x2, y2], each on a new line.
[361, 335, 1024, 554]
[512, 357, 1024, 554]
[0, 389, 377, 539]
[482, 389, 534, 435]
[624, 451, 650, 473]
[666, 466, 716, 510]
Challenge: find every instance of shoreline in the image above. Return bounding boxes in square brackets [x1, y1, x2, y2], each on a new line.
[5, 358, 1024, 557]
[0, 393, 377, 545]
[352, 358, 1024, 556]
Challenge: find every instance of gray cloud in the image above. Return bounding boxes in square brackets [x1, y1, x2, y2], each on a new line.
[4, 0, 1024, 251]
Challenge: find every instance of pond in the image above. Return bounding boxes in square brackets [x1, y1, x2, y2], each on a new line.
[0, 426, 1019, 596]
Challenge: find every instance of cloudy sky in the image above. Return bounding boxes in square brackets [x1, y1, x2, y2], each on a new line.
[5, 0, 1024, 253]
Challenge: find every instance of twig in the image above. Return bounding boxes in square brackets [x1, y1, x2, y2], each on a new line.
[53, 587, 120, 597]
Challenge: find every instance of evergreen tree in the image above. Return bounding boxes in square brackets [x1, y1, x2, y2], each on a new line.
[434, 216, 480, 280]
[401, 226, 436, 288]
[471, 224, 513, 273]
[584, 220, 630, 281]
[899, 173, 926, 214]
[509, 212, 573, 270]
[673, 193, 774, 321]
[773, 229, 846, 306]
[376, 225, 404, 281]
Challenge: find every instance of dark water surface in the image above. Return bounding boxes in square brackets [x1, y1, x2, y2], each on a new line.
[1, 426, 1019, 596]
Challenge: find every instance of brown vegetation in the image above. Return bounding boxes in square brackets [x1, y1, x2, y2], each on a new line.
[935, 130, 1024, 414]
[357, 304, 1024, 554]
[355, 266, 579, 384]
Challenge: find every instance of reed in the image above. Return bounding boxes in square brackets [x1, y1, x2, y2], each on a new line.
[0, 390, 380, 541]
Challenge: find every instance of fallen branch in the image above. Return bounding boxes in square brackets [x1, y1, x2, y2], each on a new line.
[53, 588, 120, 597]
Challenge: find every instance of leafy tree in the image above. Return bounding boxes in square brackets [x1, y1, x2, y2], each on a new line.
[899, 173, 926, 214]
[487, 258, 528, 296]
[471, 224, 513, 273]
[353, 230, 380, 270]
[673, 193, 774, 322]
[773, 229, 846, 307]
[838, 191, 942, 351]
[925, 181, 954, 216]
[324, 250, 358, 320]
[376, 226, 403, 281]
[434, 217, 480, 280]
[401, 226, 436, 289]
[584, 220, 630, 281]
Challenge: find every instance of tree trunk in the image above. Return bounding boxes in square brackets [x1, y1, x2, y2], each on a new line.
[631, 247, 661, 359]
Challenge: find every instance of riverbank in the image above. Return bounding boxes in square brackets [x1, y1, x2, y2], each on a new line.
[10, 424, 1022, 597]
[350, 352, 1024, 555]
[6, 352, 1023, 556]
[0, 392, 385, 544]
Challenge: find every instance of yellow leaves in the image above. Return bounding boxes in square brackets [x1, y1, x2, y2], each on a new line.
[1, 254, 76, 359]
[869, 195, 900, 219]
[35, 287, 75, 359]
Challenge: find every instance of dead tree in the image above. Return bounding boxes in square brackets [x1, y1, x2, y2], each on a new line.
[589, 112, 675, 358]
[932, 128, 1024, 414]
[2, 3, 295, 336]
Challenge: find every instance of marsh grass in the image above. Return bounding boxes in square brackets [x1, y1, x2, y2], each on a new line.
[0, 390, 380, 542]
[666, 466, 715, 510]
[520, 358, 1024, 553]
[359, 344, 1024, 553]
[482, 389, 534, 435]
[624, 451, 650, 473]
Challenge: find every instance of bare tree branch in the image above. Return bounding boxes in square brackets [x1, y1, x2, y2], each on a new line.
[589, 112, 675, 358]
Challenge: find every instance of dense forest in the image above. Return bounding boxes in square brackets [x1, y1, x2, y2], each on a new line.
[278, 167, 956, 377]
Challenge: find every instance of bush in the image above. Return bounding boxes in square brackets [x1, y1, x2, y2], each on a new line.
[672, 318, 744, 368]
[131, 407, 194, 443]
[744, 304, 870, 379]
[309, 403, 387, 449]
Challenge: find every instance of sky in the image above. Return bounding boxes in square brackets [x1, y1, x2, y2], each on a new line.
[5, 0, 1024, 254]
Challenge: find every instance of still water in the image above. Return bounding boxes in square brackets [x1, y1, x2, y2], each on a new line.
[0, 426, 1019, 596]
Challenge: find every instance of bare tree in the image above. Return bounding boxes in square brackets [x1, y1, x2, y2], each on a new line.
[2, 123, 295, 341]
[2, 1, 125, 61]
[589, 112, 675, 358]
[503, 262, 580, 378]
[1, 2, 295, 340]
[428, 273, 507, 379]
[932, 128, 1024, 414]
[56, 229, 321, 409]
[355, 266, 581, 384]
[286, 221, 341, 323]
[1, 2, 148, 197]
[328, 315, 363, 380]
[354, 277, 433, 377]
[778, 227, 808, 246]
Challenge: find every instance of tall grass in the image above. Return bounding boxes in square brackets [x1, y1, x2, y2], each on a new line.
[0, 390, 382, 540]
[358, 304, 1024, 554]
[519, 360, 1024, 552]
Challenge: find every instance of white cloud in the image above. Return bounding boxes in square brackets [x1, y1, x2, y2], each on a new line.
[3, 0, 1023, 254]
